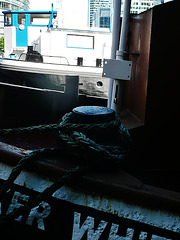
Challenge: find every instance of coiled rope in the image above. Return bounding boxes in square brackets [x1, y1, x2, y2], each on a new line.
[0, 110, 131, 224]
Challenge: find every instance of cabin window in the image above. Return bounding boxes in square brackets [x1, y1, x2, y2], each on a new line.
[4, 14, 12, 26]
[30, 14, 51, 25]
[67, 34, 94, 50]
[18, 14, 26, 25]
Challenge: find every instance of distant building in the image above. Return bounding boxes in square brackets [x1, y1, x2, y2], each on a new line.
[130, 0, 154, 14]
[153, 0, 166, 5]
[89, 0, 112, 27]
[0, 0, 30, 37]
[93, 8, 110, 28]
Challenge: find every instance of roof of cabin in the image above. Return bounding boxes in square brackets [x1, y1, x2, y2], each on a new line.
[2, 10, 57, 14]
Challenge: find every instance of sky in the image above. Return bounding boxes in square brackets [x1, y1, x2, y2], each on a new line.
[30, 0, 56, 10]
[29, 0, 89, 28]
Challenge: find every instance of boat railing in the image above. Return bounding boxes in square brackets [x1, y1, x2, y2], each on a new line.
[2, 54, 104, 69]
[43, 55, 70, 65]
[18, 52, 70, 65]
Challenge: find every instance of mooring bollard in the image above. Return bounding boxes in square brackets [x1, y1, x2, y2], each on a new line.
[63, 105, 130, 149]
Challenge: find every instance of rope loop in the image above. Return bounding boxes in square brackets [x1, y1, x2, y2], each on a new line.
[59, 112, 122, 132]
[0, 109, 131, 224]
[0, 110, 131, 169]
[0, 112, 123, 135]
[56, 111, 131, 169]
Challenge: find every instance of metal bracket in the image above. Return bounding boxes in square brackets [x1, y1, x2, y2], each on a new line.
[102, 58, 132, 80]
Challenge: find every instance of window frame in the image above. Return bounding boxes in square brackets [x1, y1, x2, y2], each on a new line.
[4, 13, 12, 26]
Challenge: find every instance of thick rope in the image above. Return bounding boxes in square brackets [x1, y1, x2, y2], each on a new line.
[0, 148, 57, 199]
[0, 112, 122, 136]
[0, 111, 131, 224]
[59, 131, 126, 165]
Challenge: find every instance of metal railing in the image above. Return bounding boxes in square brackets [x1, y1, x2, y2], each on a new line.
[18, 52, 70, 65]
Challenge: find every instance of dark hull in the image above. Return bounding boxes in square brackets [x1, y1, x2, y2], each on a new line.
[0, 67, 109, 98]
[0, 66, 80, 128]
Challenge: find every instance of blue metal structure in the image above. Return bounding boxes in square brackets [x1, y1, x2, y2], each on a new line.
[3, 9, 57, 47]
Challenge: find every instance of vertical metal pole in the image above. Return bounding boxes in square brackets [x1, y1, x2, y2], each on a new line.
[107, 0, 122, 108]
[110, 0, 131, 115]
[117, 0, 131, 61]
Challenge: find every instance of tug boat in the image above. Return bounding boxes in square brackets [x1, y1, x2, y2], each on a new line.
[0, 1, 179, 239]
[0, 7, 112, 99]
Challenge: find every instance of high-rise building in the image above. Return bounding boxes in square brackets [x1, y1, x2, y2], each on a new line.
[0, 0, 30, 37]
[90, 0, 154, 29]
[154, 0, 173, 5]
[93, 8, 111, 28]
[89, 0, 112, 27]
[130, 0, 154, 14]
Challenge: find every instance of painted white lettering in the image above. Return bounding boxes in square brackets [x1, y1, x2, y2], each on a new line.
[6, 191, 29, 221]
[139, 231, 148, 239]
[151, 235, 171, 240]
[109, 223, 134, 240]
[72, 212, 108, 240]
[26, 201, 51, 230]
[109, 223, 120, 240]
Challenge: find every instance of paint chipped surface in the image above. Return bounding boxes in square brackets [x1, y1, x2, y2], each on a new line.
[0, 162, 179, 238]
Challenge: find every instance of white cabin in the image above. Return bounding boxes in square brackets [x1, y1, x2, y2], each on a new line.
[3, 10, 112, 67]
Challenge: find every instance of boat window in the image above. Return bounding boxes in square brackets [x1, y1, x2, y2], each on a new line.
[18, 14, 26, 25]
[67, 34, 94, 49]
[30, 14, 51, 25]
[4, 14, 12, 26]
